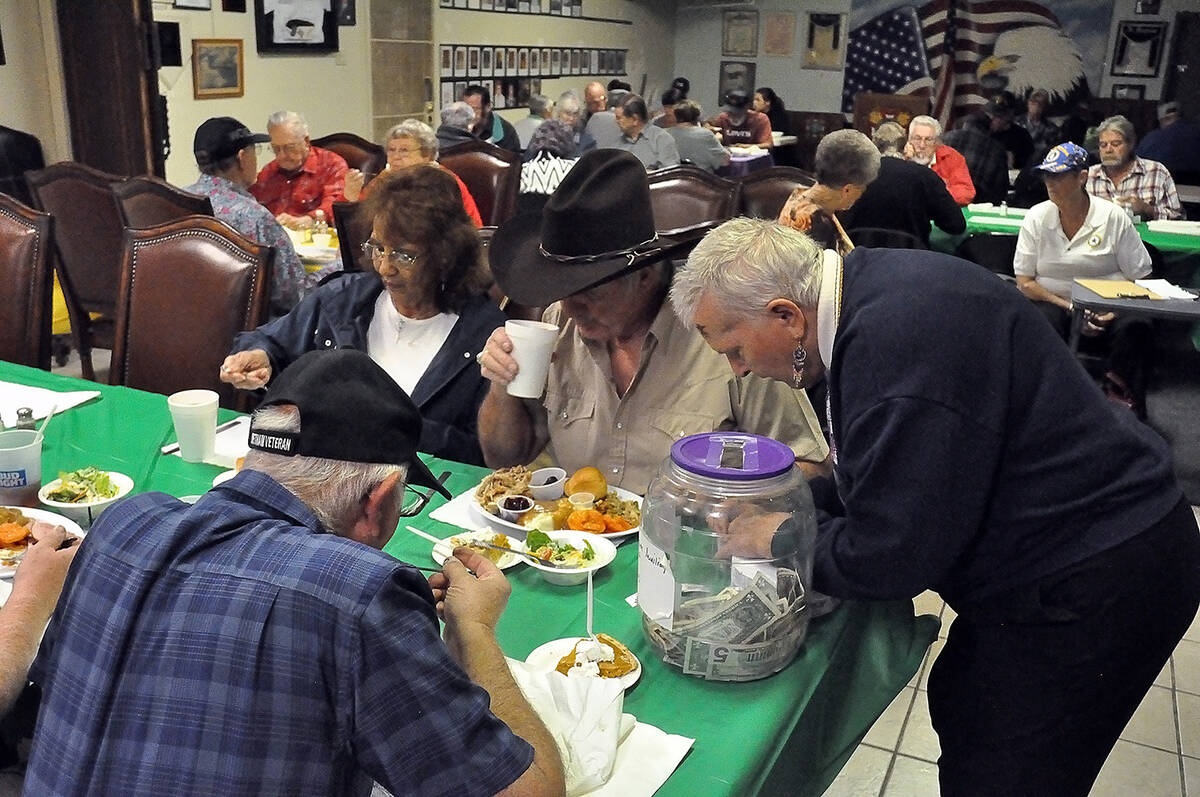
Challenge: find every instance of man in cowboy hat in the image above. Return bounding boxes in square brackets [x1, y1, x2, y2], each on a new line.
[25, 349, 564, 796]
[476, 150, 829, 494]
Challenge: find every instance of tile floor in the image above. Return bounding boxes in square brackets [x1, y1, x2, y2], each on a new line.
[823, 511, 1200, 796]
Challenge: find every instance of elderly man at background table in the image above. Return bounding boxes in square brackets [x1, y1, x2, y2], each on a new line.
[514, 93, 553, 151]
[840, 121, 964, 247]
[0, 525, 76, 717]
[666, 100, 729, 174]
[436, 100, 479, 153]
[249, 110, 348, 231]
[185, 116, 310, 317]
[583, 81, 607, 120]
[671, 217, 1200, 797]
[24, 349, 564, 797]
[1088, 114, 1184, 221]
[906, 115, 976, 206]
[477, 150, 829, 494]
[611, 94, 680, 171]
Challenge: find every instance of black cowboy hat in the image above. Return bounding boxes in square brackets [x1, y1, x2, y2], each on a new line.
[489, 149, 710, 307]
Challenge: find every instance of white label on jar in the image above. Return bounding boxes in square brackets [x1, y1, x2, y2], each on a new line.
[730, 558, 778, 592]
[638, 535, 676, 630]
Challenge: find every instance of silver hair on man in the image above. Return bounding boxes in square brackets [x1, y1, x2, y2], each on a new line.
[267, 110, 309, 137]
[440, 101, 476, 131]
[814, 129, 881, 189]
[1097, 115, 1137, 145]
[387, 119, 439, 159]
[671, 217, 825, 325]
[243, 406, 407, 535]
[909, 115, 943, 139]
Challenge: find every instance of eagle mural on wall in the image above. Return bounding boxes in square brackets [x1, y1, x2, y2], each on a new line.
[842, 0, 1105, 126]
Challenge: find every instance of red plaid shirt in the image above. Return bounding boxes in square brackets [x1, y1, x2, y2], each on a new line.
[250, 145, 347, 221]
[1086, 157, 1183, 221]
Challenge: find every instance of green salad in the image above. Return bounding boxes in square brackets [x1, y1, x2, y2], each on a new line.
[525, 530, 596, 568]
[46, 466, 119, 504]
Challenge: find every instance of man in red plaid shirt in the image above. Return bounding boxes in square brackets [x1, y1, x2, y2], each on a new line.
[1087, 115, 1183, 221]
[250, 110, 348, 230]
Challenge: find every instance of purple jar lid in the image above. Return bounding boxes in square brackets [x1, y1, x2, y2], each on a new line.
[670, 433, 795, 480]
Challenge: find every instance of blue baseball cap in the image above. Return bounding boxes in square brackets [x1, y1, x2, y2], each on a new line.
[1036, 143, 1089, 174]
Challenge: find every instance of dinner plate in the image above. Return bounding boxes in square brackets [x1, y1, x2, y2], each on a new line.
[294, 243, 339, 264]
[468, 482, 643, 541]
[0, 506, 86, 579]
[430, 530, 526, 571]
[0, 578, 11, 607]
[525, 636, 641, 689]
[212, 470, 238, 488]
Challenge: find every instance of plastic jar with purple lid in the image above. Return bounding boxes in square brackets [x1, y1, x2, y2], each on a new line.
[638, 432, 816, 681]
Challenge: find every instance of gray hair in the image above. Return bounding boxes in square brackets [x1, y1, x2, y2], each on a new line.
[815, 130, 881, 188]
[1097, 115, 1136, 145]
[440, 101, 476, 131]
[242, 406, 406, 536]
[872, 121, 907, 156]
[387, 119, 439, 159]
[528, 94, 552, 116]
[267, 110, 308, 138]
[909, 115, 942, 139]
[671, 218, 824, 325]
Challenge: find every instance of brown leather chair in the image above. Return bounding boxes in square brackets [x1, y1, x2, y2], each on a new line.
[737, 167, 815, 220]
[312, 132, 386, 180]
[646, 165, 740, 234]
[26, 162, 128, 381]
[331, 200, 372, 273]
[438, 140, 521, 227]
[110, 216, 273, 410]
[112, 175, 213, 229]
[0, 192, 54, 369]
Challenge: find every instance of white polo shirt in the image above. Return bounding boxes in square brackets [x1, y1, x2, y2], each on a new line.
[1013, 195, 1151, 299]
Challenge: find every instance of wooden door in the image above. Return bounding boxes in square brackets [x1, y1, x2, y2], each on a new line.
[1165, 12, 1200, 120]
[55, 0, 162, 177]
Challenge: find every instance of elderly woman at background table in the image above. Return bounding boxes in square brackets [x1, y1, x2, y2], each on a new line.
[777, 129, 879, 253]
[343, 119, 483, 227]
[1014, 142, 1153, 417]
[220, 166, 504, 464]
[666, 100, 729, 174]
[671, 216, 1200, 797]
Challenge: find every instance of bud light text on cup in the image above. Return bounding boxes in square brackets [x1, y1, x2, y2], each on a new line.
[0, 469, 29, 489]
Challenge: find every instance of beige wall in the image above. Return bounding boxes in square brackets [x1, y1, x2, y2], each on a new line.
[434, 0, 677, 123]
[0, 0, 70, 164]
[151, 0, 373, 185]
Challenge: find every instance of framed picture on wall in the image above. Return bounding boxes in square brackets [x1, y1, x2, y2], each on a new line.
[1111, 21, 1167, 78]
[176, 0, 213, 9]
[481, 0, 493, 9]
[717, 60, 756, 104]
[518, 47, 529, 76]
[763, 12, 795, 56]
[506, 47, 517, 73]
[494, 47, 506, 76]
[468, 46, 481, 77]
[551, 48, 561, 74]
[254, 0, 338, 53]
[481, 47, 493, 75]
[722, 11, 758, 57]
[440, 45, 453, 77]
[440, 0, 452, 6]
[192, 39, 244, 99]
[803, 13, 847, 70]
[589, 49, 599, 75]
[1111, 83, 1146, 100]
[441, 81, 455, 107]
[469, 0, 481, 9]
[541, 48, 551, 72]
[616, 50, 626, 74]
[335, 0, 355, 25]
[530, 48, 540, 74]
[221, 0, 247, 11]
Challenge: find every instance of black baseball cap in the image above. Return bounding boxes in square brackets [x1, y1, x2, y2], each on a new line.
[725, 90, 750, 111]
[247, 349, 451, 498]
[194, 116, 269, 167]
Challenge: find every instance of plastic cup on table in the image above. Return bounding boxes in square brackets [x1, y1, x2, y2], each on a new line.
[505, 319, 559, 399]
[167, 389, 219, 464]
[0, 430, 42, 508]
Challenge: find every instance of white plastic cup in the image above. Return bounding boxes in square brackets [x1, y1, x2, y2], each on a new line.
[167, 389, 219, 463]
[0, 429, 42, 507]
[505, 319, 559, 399]
[311, 232, 332, 248]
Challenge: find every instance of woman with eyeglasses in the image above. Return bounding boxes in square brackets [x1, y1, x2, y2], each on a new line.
[221, 166, 505, 464]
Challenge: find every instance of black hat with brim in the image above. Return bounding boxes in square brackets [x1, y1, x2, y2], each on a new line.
[490, 149, 711, 307]
[248, 349, 451, 499]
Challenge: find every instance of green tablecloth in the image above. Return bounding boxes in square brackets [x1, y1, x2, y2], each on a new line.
[3, 361, 939, 797]
[935, 209, 1200, 255]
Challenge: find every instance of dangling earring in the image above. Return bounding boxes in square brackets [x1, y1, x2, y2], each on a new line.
[792, 344, 808, 389]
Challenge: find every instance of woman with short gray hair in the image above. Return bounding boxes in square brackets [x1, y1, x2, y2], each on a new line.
[777, 129, 879, 252]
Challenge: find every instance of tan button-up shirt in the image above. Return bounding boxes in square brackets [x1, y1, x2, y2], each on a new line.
[539, 302, 829, 494]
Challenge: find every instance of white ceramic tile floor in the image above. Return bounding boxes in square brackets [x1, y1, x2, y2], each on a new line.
[823, 574, 1200, 797]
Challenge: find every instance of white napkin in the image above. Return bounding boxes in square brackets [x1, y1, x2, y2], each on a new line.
[1146, 219, 1200, 235]
[429, 487, 483, 530]
[1135, 279, 1198, 300]
[169, 416, 251, 469]
[507, 658, 694, 796]
[0, 382, 100, 429]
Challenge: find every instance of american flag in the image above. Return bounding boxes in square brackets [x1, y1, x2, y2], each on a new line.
[843, 0, 1061, 127]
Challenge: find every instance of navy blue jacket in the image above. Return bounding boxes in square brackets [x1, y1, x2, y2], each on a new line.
[812, 248, 1181, 606]
[232, 273, 504, 465]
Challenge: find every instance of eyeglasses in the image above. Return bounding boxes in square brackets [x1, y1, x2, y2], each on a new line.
[397, 471, 451, 517]
[909, 135, 936, 144]
[271, 142, 306, 155]
[362, 240, 420, 267]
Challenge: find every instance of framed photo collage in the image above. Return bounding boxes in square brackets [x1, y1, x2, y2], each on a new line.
[439, 44, 627, 109]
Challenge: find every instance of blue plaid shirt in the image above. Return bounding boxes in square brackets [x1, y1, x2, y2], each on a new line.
[26, 471, 533, 796]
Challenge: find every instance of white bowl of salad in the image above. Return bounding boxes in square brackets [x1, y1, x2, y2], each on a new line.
[523, 529, 617, 586]
[38, 467, 134, 528]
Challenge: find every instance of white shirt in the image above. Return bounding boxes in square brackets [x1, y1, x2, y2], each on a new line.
[1013, 195, 1151, 299]
[365, 291, 458, 396]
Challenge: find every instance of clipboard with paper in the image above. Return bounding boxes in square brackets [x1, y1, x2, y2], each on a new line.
[1073, 279, 1163, 300]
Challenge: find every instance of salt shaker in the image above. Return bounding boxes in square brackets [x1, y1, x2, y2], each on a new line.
[15, 407, 35, 430]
